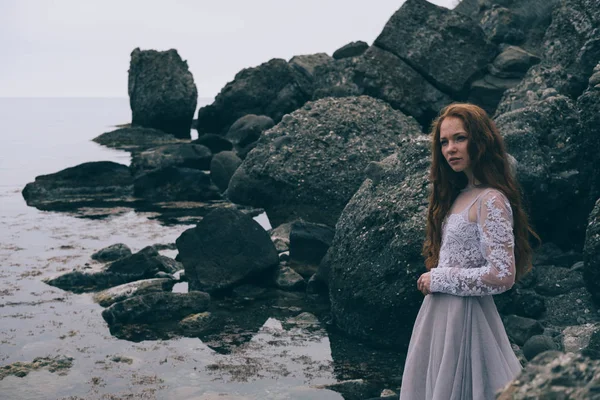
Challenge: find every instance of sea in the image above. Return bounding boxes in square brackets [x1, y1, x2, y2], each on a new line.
[0, 98, 402, 400]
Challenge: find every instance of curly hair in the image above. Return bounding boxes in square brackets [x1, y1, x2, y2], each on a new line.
[422, 103, 539, 282]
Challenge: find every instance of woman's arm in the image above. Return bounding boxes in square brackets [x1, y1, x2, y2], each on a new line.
[429, 190, 516, 296]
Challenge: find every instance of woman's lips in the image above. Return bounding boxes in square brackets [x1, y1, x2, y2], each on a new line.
[449, 158, 461, 165]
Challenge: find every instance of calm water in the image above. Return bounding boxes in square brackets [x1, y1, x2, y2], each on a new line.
[0, 98, 370, 400]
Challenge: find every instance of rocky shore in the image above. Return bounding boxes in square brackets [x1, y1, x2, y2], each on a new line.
[15, 0, 600, 397]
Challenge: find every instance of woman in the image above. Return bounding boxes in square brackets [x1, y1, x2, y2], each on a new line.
[399, 103, 538, 400]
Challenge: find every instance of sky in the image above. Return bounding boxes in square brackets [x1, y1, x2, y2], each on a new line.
[1, 0, 457, 99]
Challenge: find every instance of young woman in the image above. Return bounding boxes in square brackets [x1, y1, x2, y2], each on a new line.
[399, 103, 538, 400]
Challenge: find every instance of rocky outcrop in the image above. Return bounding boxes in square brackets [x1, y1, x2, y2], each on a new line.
[374, 0, 496, 97]
[128, 48, 197, 139]
[22, 161, 133, 210]
[91, 243, 132, 263]
[227, 96, 421, 228]
[577, 66, 600, 204]
[332, 41, 369, 60]
[176, 208, 279, 292]
[196, 58, 310, 134]
[101, 291, 210, 326]
[130, 143, 212, 176]
[93, 278, 176, 307]
[584, 199, 600, 303]
[92, 127, 184, 152]
[497, 351, 600, 400]
[327, 136, 431, 349]
[133, 167, 221, 202]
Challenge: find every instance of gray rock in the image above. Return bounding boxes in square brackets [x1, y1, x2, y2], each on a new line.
[489, 46, 541, 78]
[289, 53, 334, 82]
[22, 161, 133, 211]
[273, 266, 305, 291]
[541, 287, 597, 326]
[130, 143, 212, 176]
[468, 74, 522, 114]
[93, 278, 175, 307]
[269, 222, 293, 252]
[93, 127, 184, 152]
[332, 41, 369, 59]
[578, 86, 600, 206]
[480, 6, 524, 44]
[101, 291, 210, 326]
[176, 208, 279, 292]
[313, 379, 380, 400]
[496, 95, 587, 248]
[133, 167, 222, 202]
[225, 114, 275, 151]
[562, 323, 600, 353]
[210, 151, 242, 192]
[289, 220, 334, 265]
[192, 134, 233, 154]
[374, 0, 496, 96]
[128, 48, 197, 139]
[285, 312, 320, 329]
[328, 136, 431, 349]
[504, 315, 544, 346]
[196, 58, 310, 134]
[497, 351, 600, 400]
[106, 246, 163, 276]
[91, 243, 132, 263]
[227, 96, 421, 228]
[522, 335, 557, 361]
[534, 265, 585, 296]
[584, 198, 600, 303]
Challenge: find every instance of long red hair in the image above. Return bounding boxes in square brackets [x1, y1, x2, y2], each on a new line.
[423, 103, 539, 281]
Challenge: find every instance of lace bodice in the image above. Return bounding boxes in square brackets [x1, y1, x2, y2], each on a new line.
[429, 188, 516, 296]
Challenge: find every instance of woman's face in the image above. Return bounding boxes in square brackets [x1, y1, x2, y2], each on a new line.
[439, 117, 471, 173]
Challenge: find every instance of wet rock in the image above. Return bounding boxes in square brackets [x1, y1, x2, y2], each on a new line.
[231, 284, 270, 301]
[210, 151, 242, 192]
[496, 96, 587, 248]
[196, 58, 309, 134]
[333, 41, 369, 60]
[306, 273, 327, 295]
[562, 323, 600, 353]
[534, 265, 585, 296]
[289, 220, 334, 266]
[45, 269, 145, 293]
[284, 312, 320, 329]
[106, 246, 164, 276]
[178, 312, 213, 335]
[522, 335, 557, 361]
[497, 351, 600, 399]
[269, 222, 293, 252]
[192, 134, 233, 154]
[313, 379, 380, 400]
[133, 166, 222, 202]
[101, 291, 210, 326]
[130, 143, 212, 177]
[176, 208, 279, 292]
[110, 355, 133, 364]
[584, 198, 600, 303]
[22, 161, 133, 210]
[0, 356, 74, 380]
[128, 48, 197, 139]
[278, 251, 289, 261]
[91, 243, 132, 263]
[489, 46, 541, 79]
[93, 278, 176, 307]
[504, 315, 544, 346]
[227, 96, 421, 228]
[225, 114, 275, 152]
[92, 127, 184, 152]
[328, 136, 430, 349]
[273, 266, 305, 291]
[374, 0, 496, 96]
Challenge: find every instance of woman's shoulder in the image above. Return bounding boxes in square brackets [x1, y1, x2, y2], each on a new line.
[477, 187, 512, 214]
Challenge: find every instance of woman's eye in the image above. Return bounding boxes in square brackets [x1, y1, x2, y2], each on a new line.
[457, 136, 466, 141]
[440, 141, 447, 147]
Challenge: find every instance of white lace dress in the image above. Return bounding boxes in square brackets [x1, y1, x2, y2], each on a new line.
[399, 187, 522, 400]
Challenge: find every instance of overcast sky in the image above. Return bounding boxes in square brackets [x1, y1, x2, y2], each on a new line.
[1, 0, 457, 99]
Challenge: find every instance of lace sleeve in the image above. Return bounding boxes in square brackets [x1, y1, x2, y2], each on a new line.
[430, 190, 516, 296]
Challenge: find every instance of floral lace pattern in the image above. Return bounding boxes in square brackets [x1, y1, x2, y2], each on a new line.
[430, 189, 516, 296]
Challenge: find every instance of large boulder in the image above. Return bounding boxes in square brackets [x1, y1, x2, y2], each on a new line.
[92, 127, 184, 152]
[374, 0, 496, 96]
[130, 143, 212, 176]
[196, 58, 310, 134]
[227, 96, 422, 228]
[22, 161, 133, 210]
[497, 351, 600, 400]
[327, 136, 431, 349]
[91, 243, 132, 263]
[495, 95, 586, 248]
[176, 208, 279, 292]
[210, 151, 242, 192]
[495, 0, 600, 114]
[128, 48, 197, 139]
[584, 198, 600, 303]
[225, 114, 275, 154]
[133, 167, 222, 202]
[93, 278, 176, 307]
